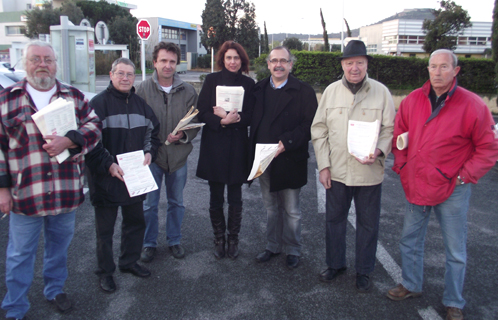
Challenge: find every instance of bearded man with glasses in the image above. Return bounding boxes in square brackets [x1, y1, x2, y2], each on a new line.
[0, 40, 101, 319]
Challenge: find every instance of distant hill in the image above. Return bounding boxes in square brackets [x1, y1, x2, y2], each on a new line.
[268, 9, 435, 42]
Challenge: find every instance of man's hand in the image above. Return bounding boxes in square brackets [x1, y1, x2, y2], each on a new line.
[143, 153, 152, 166]
[42, 135, 77, 157]
[274, 141, 286, 158]
[167, 131, 185, 144]
[109, 163, 124, 182]
[213, 106, 227, 119]
[354, 148, 382, 165]
[220, 109, 240, 125]
[319, 168, 332, 189]
[0, 188, 13, 214]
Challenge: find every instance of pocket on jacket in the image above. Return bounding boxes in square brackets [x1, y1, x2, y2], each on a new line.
[3, 113, 30, 149]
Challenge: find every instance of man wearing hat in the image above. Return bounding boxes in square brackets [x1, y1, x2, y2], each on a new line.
[311, 40, 395, 292]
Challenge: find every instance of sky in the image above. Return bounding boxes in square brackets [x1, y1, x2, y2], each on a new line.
[126, 0, 494, 35]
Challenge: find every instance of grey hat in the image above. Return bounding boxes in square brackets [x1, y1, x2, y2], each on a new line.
[339, 40, 373, 61]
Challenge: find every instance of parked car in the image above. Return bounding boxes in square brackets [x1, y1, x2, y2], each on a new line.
[0, 70, 96, 101]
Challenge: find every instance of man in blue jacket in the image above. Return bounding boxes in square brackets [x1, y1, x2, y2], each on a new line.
[86, 58, 160, 293]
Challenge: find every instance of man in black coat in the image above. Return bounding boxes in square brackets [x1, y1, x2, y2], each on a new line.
[85, 58, 160, 293]
[249, 46, 318, 270]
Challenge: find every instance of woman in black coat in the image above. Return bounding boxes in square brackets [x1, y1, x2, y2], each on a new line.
[196, 41, 255, 259]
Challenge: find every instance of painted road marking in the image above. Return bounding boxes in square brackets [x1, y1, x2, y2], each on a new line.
[315, 169, 442, 320]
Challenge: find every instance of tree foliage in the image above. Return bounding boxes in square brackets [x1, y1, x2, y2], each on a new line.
[422, 0, 472, 53]
[283, 37, 303, 51]
[344, 18, 352, 38]
[201, 0, 260, 58]
[262, 21, 270, 54]
[320, 9, 330, 52]
[24, 1, 83, 38]
[77, 0, 139, 64]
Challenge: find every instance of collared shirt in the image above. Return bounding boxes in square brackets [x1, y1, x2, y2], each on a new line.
[0, 79, 101, 216]
[270, 76, 288, 89]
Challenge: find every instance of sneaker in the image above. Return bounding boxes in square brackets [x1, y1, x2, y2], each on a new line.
[140, 247, 156, 262]
[446, 307, 463, 320]
[48, 293, 72, 313]
[169, 244, 185, 259]
[386, 283, 422, 301]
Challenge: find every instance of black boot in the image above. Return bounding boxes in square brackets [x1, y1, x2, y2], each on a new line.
[227, 205, 242, 259]
[214, 235, 226, 259]
[209, 208, 226, 259]
[227, 234, 239, 259]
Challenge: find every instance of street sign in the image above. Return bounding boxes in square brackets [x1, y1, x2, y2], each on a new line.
[136, 19, 151, 40]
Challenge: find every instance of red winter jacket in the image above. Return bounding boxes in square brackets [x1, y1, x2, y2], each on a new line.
[392, 79, 498, 206]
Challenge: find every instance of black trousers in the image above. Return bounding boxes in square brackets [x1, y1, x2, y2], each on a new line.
[208, 181, 242, 210]
[95, 201, 145, 275]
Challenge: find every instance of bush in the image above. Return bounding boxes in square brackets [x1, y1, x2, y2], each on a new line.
[254, 51, 496, 93]
[95, 51, 120, 75]
[197, 54, 212, 69]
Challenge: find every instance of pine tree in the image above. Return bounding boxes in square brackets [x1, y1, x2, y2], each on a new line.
[320, 9, 330, 52]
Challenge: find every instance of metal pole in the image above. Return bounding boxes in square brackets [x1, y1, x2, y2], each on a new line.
[341, 0, 344, 52]
[141, 39, 145, 81]
[211, 47, 214, 73]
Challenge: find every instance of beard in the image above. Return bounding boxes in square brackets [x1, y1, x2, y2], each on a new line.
[27, 69, 56, 91]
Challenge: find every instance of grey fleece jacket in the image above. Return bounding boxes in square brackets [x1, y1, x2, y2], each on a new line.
[135, 71, 199, 173]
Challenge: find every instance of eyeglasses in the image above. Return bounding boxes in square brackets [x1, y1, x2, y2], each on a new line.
[28, 57, 56, 65]
[114, 72, 135, 79]
[269, 59, 290, 65]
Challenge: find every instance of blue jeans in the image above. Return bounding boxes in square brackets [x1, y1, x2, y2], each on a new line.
[2, 211, 76, 319]
[259, 170, 301, 256]
[400, 184, 471, 309]
[325, 181, 381, 274]
[143, 163, 187, 247]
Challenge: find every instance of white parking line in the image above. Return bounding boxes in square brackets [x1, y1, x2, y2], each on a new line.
[315, 169, 442, 320]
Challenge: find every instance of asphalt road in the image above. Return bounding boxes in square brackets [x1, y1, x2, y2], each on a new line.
[0, 74, 497, 319]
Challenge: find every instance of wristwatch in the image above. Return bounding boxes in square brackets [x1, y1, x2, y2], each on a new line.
[457, 175, 465, 185]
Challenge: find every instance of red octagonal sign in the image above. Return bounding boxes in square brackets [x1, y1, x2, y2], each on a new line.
[137, 19, 151, 40]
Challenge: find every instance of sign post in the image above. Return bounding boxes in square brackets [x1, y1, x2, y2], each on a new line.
[136, 19, 151, 81]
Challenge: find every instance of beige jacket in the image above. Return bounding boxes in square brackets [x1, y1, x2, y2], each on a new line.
[311, 75, 395, 186]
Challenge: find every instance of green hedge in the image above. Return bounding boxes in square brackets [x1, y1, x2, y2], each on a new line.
[254, 51, 496, 94]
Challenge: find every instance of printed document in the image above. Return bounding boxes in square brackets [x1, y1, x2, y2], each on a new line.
[396, 132, 409, 150]
[116, 150, 158, 197]
[165, 106, 205, 145]
[347, 119, 380, 160]
[247, 144, 279, 181]
[31, 98, 77, 163]
[216, 86, 244, 112]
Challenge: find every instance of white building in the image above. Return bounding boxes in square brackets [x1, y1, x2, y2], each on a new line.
[359, 9, 491, 58]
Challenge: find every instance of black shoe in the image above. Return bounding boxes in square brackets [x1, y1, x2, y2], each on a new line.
[99, 275, 116, 293]
[140, 247, 156, 263]
[169, 244, 185, 259]
[319, 267, 347, 282]
[119, 263, 151, 278]
[255, 250, 280, 263]
[356, 273, 372, 293]
[48, 293, 72, 313]
[227, 236, 239, 259]
[286, 255, 299, 269]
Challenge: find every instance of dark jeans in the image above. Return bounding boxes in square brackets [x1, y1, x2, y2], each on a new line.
[95, 202, 145, 276]
[325, 181, 381, 274]
[208, 181, 242, 210]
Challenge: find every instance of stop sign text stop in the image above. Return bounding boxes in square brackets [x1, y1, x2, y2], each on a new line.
[136, 19, 151, 40]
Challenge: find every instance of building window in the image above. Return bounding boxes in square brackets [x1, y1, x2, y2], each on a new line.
[465, 54, 471, 58]
[409, 54, 416, 57]
[6, 26, 26, 36]
[180, 30, 186, 41]
[367, 44, 377, 53]
[162, 27, 178, 40]
[384, 35, 398, 44]
[458, 37, 468, 45]
[180, 44, 186, 61]
[397, 35, 425, 45]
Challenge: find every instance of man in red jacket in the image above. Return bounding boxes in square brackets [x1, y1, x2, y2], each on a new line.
[387, 49, 498, 320]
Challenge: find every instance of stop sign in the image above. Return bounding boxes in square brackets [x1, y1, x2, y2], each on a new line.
[136, 19, 151, 40]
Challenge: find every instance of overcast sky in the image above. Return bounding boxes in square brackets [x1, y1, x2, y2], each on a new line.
[128, 0, 494, 34]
